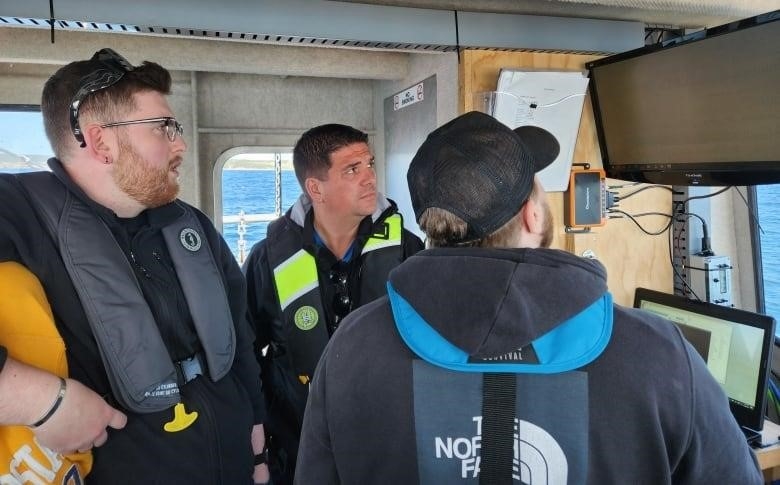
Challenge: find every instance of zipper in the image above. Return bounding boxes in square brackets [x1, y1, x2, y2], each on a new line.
[128, 250, 152, 279]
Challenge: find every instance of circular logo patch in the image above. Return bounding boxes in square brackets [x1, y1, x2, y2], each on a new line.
[179, 228, 202, 252]
[294, 306, 319, 331]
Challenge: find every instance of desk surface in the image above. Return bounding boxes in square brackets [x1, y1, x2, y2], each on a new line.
[756, 420, 780, 471]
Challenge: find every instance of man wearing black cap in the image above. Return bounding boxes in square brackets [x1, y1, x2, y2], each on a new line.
[295, 111, 761, 484]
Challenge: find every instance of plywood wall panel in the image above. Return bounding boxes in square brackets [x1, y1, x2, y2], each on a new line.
[460, 50, 673, 306]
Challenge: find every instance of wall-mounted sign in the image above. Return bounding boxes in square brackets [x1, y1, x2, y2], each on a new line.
[393, 82, 424, 111]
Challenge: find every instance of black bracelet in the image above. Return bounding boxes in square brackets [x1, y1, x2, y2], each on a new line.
[254, 446, 269, 466]
[30, 377, 67, 428]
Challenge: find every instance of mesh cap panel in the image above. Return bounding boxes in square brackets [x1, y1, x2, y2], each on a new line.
[408, 111, 559, 242]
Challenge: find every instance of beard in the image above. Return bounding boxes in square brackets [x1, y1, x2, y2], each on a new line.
[113, 137, 180, 208]
[539, 198, 554, 249]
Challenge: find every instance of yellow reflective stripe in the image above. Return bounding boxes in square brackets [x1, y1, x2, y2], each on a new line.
[273, 249, 318, 311]
[362, 214, 402, 254]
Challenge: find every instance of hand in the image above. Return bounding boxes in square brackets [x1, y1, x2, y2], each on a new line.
[253, 465, 270, 485]
[33, 378, 127, 454]
[252, 423, 270, 484]
[0, 358, 127, 454]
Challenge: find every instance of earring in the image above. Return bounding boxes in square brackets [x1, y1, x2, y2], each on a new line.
[104, 157, 111, 165]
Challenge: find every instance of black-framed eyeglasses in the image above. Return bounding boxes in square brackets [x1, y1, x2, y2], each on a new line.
[329, 269, 352, 321]
[69, 48, 135, 148]
[101, 117, 184, 142]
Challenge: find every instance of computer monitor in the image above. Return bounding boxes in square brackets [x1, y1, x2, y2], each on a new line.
[634, 288, 776, 431]
[586, 11, 780, 186]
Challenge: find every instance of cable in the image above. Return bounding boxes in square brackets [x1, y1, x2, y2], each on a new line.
[617, 184, 675, 201]
[667, 216, 703, 301]
[676, 186, 732, 206]
[669, 188, 735, 292]
[609, 204, 715, 301]
[608, 210, 706, 251]
[605, 190, 619, 211]
[670, 211, 715, 298]
[607, 209, 672, 236]
[532, 93, 586, 109]
[607, 182, 641, 190]
[674, 211, 706, 230]
[673, 211, 712, 256]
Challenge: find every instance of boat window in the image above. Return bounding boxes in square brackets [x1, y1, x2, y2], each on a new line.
[756, 184, 780, 334]
[218, 149, 301, 263]
[0, 106, 52, 173]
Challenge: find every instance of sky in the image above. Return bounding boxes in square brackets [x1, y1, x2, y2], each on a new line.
[0, 111, 54, 157]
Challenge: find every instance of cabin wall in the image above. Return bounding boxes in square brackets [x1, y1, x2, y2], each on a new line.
[459, 49, 674, 306]
[198, 72, 376, 222]
[374, 51, 459, 234]
[0, 65, 49, 105]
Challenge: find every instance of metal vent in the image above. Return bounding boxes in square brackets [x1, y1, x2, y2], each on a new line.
[0, 16, 140, 32]
[0, 15, 622, 54]
[0, 16, 459, 52]
[465, 45, 611, 55]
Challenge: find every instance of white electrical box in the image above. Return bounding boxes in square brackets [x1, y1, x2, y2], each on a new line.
[688, 255, 732, 306]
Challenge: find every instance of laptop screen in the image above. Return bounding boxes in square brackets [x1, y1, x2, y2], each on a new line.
[634, 288, 776, 431]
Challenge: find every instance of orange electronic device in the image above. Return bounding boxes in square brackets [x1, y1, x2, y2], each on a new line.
[564, 167, 606, 230]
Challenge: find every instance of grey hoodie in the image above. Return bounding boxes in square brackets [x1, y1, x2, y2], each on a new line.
[296, 247, 761, 484]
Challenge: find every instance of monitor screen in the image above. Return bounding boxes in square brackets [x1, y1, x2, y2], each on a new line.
[634, 288, 775, 431]
[586, 11, 780, 186]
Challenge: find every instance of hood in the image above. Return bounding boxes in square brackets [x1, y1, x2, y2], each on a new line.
[387, 247, 609, 360]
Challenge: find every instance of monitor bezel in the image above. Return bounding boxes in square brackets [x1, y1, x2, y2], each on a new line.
[585, 11, 780, 186]
[633, 287, 776, 431]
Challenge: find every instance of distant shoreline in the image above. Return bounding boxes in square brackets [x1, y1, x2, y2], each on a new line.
[223, 159, 295, 170]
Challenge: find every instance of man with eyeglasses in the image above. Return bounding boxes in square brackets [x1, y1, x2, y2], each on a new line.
[0, 49, 269, 484]
[243, 123, 424, 484]
[294, 112, 762, 484]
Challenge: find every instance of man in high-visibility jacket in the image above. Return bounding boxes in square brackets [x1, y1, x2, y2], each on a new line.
[243, 123, 424, 484]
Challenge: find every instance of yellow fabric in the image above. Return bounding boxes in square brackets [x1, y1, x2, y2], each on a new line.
[361, 214, 403, 254]
[273, 249, 319, 311]
[0, 262, 92, 484]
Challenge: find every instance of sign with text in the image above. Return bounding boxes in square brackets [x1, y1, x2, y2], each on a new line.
[393, 82, 424, 111]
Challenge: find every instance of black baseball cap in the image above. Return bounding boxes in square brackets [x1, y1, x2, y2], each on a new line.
[407, 111, 559, 243]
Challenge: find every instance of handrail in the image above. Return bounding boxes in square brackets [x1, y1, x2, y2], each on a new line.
[223, 213, 277, 223]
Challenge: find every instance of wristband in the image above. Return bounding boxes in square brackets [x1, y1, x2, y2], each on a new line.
[30, 377, 67, 428]
[254, 446, 269, 466]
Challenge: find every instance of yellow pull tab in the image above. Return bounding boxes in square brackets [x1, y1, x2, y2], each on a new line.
[298, 375, 310, 385]
[163, 402, 198, 432]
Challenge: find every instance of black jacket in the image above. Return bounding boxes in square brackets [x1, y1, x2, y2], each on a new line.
[0, 160, 265, 484]
[243, 193, 423, 482]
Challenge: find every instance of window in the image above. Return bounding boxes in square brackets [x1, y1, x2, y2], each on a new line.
[756, 184, 779, 333]
[0, 107, 53, 173]
[218, 149, 302, 263]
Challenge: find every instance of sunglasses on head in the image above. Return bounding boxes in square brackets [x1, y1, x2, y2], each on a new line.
[69, 48, 135, 148]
